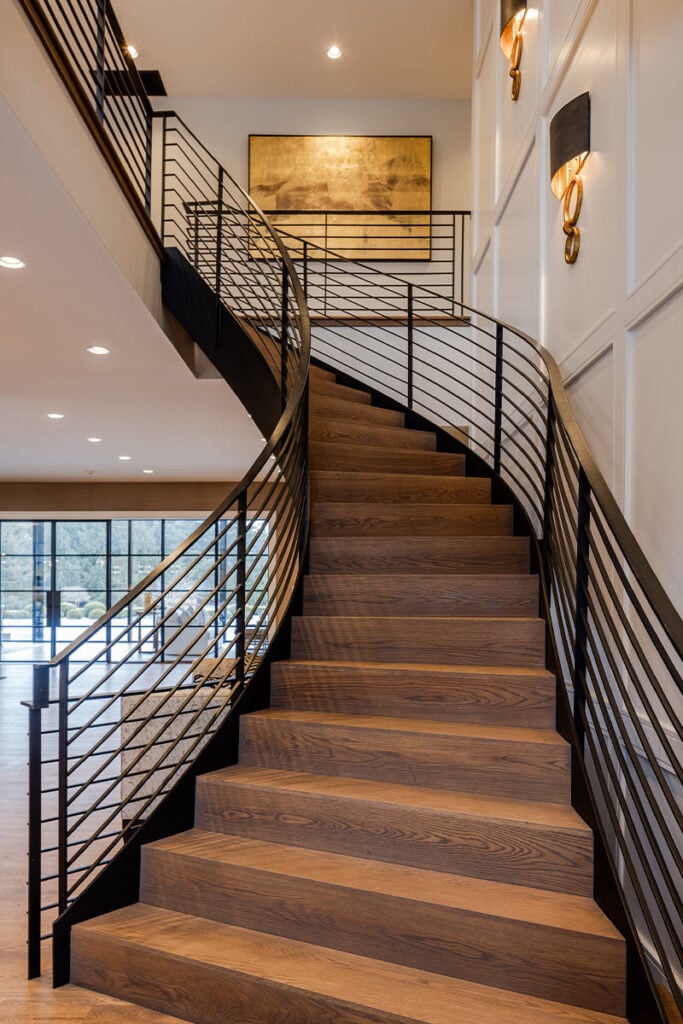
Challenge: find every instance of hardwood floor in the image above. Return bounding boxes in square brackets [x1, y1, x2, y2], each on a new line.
[0, 664, 185, 1022]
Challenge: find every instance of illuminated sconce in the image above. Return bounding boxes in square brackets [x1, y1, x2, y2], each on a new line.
[500, 0, 527, 101]
[550, 92, 591, 265]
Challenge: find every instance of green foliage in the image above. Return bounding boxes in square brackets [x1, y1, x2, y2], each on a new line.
[65, 608, 83, 619]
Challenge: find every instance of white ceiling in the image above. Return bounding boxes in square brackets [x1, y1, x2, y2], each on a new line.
[114, 0, 474, 100]
[0, 98, 263, 483]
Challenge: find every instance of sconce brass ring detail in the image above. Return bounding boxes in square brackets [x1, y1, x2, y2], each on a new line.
[562, 174, 583, 264]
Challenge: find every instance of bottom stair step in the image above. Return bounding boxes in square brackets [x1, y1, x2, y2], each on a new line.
[72, 905, 627, 1024]
[141, 830, 626, 1015]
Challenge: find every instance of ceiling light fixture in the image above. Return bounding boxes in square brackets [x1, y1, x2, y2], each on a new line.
[47, 412, 64, 419]
[327, 45, 342, 60]
[118, 455, 132, 461]
[125, 44, 139, 59]
[88, 437, 102, 443]
[0, 255, 27, 270]
[142, 469, 155, 475]
[87, 345, 110, 356]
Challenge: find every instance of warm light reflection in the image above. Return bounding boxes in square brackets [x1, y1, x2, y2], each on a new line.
[551, 152, 589, 200]
[500, 10, 526, 60]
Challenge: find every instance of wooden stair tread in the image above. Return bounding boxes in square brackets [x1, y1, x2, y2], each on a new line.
[245, 708, 567, 747]
[147, 830, 620, 939]
[303, 573, 539, 616]
[277, 658, 554, 678]
[309, 394, 404, 426]
[202, 766, 589, 832]
[311, 471, 491, 504]
[310, 442, 465, 476]
[73, 906, 626, 1024]
[309, 536, 529, 575]
[310, 417, 436, 451]
[311, 502, 514, 537]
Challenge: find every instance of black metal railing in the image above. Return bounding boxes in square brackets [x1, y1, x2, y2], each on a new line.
[17, 0, 153, 215]
[24, 119, 311, 978]
[279, 236, 681, 1021]
[180, 206, 471, 317]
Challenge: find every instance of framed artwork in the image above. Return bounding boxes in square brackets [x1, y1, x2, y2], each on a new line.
[248, 135, 432, 260]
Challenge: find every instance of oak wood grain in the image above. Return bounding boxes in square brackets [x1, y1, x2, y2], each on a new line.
[310, 379, 373, 404]
[310, 418, 436, 451]
[238, 708, 569, 802]
[309, 395, 404, 425]
[310, 471, 490, 504]
[309, 536, 529, 575]
[270, 660, 557, 728]
[310, 502, 514, 536]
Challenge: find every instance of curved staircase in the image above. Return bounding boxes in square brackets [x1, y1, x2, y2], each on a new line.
[70, 366, 628, 1024]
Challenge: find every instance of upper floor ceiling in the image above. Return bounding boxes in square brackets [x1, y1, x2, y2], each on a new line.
[114, 0, 474, 100]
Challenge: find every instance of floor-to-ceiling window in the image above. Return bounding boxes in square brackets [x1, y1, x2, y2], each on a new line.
[0, 517, 269, 662]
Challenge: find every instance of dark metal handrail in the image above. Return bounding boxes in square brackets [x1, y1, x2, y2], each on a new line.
[278, 231, 682, 1020]
[25, 111, 311, 979]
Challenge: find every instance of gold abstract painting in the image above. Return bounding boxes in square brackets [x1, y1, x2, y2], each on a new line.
[248, 135, 432, 260]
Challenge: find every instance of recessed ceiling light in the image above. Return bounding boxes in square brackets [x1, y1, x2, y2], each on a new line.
[87, 345, 110, 355]
[47, 412, 64, 419]
[126, 44, 139, 59]
[142, 468, 155, 474]
[327, 45, 342, 60]
[118, 455, 132, 461]
[0, 256, 27, 270]
[88, 437, 102, 443]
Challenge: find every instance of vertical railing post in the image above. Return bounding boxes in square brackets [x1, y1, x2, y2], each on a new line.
[95, 0, 106, 124]
[459, 213, 466, 318]
[407, 284, 414, 409]
[302, 240, 309, 299]
[215, 167, 224, 350]
[542, 392, 556, 562]
[57, 658, 69, 916]
[493, 323, 504, 475]
[193, 208, 200, 270]
[451, 212, 457, 315]
[573, 468, 591, 751]
[235, 494, 247, 689]
[324, 214, 329, 316]
[27, 664, 49, 978]
[159, 114, 168, 244]
[143, 109, 153, 215]
[281, 265, 289, 412]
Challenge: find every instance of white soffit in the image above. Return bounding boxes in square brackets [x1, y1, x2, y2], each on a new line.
[0, 99, 262, 483]
[114, 0, 474, 100]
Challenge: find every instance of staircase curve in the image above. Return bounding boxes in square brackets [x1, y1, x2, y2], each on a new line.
[13, 2, 681, 1020]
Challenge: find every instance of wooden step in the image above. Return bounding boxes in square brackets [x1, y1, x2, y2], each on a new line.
[310, 417, 436, 451]
[310, 379, 372, 403]
[271, 660, 557, 728]
[72, 905, 627, 1024]
[310, 365, 336, 381]
[309, 536, 529, 574]
[310, 442, 465, 476]
[309, 394, 404, 426]
[303, 573, 539, 617]
[141, 832, 625, 1015]
[195, 767, 594, 895]
[311, 502, 514, 536]
[311, 471, 490, 504]
[290, 615, 545, 668]
[239, 709, 569, 802]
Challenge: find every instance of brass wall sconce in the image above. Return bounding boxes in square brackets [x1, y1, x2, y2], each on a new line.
[550, 92, 591, 264]
[500, 0, 527, 101]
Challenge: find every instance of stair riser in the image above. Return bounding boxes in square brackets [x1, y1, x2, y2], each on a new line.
[310, 396, 403, 426]
[141, 849, 625, 1016]
[310, 443, 465, 476]
[309, 538, 529, 575]
[270, 663, 557, 728]
[310, 421, 436, 451]
[290, 617, 546, 667]
[72, 931, 400, 1024]
[302, 575, 539, 618]
[238, 717, 569, 803]
[310, 381, 372, 404]
[310, 504, 514, 537]
[311, 472, 490, 504]
[195, 778, 594, 896]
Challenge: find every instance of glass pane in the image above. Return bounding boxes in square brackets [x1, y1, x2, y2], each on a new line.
[110, 519, 129, 555]
[110, 555, 129, 591]
[1, 521, 36, 554]
[56, 555, 106, 601]
[0, 555, 45, 592]
[163, 519, 206, 556]
[131, 519, 162, 555]
[55, 520, 106, 554]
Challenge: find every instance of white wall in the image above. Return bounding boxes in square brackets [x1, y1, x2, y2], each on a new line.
[472, 0, 683, 614]
[153, 96, 472, 211]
